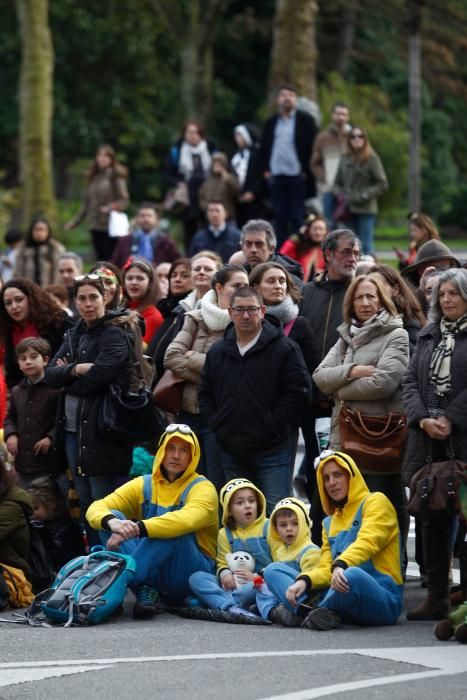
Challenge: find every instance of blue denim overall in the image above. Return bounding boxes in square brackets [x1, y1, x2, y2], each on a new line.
[189, 521, 272, 610]
[101, 474, 214, 605]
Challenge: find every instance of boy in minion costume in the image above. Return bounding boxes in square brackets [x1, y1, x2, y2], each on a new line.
[189, 478, 272, 613]
[86, 424, 218, 619]
[286, 451, 404, 630]
[256, 497, 320, 626]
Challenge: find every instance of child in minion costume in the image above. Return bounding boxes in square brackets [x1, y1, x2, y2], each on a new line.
[189, 477, 272, 612]
[256, 496, 320, 625]
[286, 450, 404, 630]
[86, 424, 218, 618]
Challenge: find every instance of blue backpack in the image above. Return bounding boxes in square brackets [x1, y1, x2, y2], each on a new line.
[26, 547, 136, 627]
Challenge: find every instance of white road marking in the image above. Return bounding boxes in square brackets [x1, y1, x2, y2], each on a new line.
[0, 665, 110, 688]
[1, 646, 466, 693]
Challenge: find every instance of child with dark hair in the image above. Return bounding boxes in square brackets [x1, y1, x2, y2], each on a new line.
[28, 476, 85, 571]
[4, 337, 61, 488]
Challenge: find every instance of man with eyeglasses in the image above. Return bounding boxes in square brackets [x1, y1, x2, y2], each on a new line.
[86, 424, 218, 620]
[298, 229, 360, 540]
[199, 286, 311, 515]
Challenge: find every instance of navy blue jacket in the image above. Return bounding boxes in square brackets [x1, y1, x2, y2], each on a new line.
[188, 224, 241, 263]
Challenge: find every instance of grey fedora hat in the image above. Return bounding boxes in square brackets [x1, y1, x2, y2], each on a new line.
[401, 239, 460, 277]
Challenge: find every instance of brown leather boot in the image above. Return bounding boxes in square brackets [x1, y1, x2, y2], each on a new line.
[407, 595, 450, 621]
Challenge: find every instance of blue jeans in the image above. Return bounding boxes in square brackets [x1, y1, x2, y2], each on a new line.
[322, 191, 337, 229]
[351, 214, 376, 256]
[219, 446, 290, 515]
[101, 510, 214, 605]
[269, 175, 305, 248]
[65, 431, 127, 547]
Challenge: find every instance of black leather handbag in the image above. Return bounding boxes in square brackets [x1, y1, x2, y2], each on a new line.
[99, 332, 165, 444]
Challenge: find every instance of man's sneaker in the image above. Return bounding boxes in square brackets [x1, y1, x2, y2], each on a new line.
[133, 585, 165, 620]
[301, 607, 341, 631]
[270, 604, 302, 627]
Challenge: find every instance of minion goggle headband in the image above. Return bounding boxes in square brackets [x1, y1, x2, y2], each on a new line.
[273, 497, 310, 524]
[220, 478, 255, 504]
[314, 450, 355, 476]
[157, 423, 196, 448]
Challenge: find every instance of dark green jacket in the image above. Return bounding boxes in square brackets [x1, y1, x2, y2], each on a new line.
[334, 151, 388, 214]
[0, 485, 32, 575]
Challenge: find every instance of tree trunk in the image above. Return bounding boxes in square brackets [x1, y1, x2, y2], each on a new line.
[335, 0, 360, 79]
[180, 38, 214, 126]
[407, 0, 422, 213]
[268, 0, 319, 108]
[16, 0, 56, 230]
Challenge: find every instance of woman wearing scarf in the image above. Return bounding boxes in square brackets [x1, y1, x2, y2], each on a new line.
[250, 261, 318, 488]
[313, 276, 409, 553]
[165, 120, 217, 252]
[403, 268, 467, 620]
[231, 124, 262, 227]
[14, 216, 65, 286]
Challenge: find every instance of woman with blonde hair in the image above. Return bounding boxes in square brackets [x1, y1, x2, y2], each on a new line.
[313, 274, 409, 545]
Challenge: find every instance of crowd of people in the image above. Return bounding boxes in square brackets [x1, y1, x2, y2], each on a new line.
[0, 87, 466, 634]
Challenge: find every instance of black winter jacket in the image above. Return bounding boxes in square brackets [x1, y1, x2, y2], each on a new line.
[45, 310, 134, 478]
[300, 273, 350, 404]
[402, 320, 467, 484]
[199, 318, 311, 456]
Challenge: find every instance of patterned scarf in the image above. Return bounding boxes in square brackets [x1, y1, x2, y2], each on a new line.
[430, 313, 467, 396]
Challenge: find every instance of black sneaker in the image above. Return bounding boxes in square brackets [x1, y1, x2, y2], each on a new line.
[301, 607, 341, 631]
[133, 585, 165, 620]
[270, 604, 302, 627]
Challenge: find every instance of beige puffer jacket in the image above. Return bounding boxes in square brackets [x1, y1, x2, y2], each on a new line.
[313, 311, 409, 450]
[164, 289, 230, 414]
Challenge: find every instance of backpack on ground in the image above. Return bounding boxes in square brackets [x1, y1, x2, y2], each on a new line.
[26, 546, 136, 626]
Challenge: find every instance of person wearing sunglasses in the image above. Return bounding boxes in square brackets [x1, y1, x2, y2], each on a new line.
[199, 286, 311, 515]
[333, 126, 388, 256]
[45, 273, 141, 546]
[86, 423, 218, 620]
[285, 450, 403, 630]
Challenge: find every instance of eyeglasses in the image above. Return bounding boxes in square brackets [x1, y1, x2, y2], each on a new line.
[73, 274, 101, 283]
[350, 133, 365, 140]
[231, 306, 261, 316]
[334, 248, 361, 259]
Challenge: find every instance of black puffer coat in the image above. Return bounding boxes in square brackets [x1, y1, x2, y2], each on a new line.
[402, 320, 467, 485]
[45, 310, 135, 478]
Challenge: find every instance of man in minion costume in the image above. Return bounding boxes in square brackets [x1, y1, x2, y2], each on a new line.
[86, 424, 218, 619]
[286, 450, 403, 630]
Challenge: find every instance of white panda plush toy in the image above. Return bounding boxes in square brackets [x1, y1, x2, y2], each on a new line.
[225, 551, 256, 588]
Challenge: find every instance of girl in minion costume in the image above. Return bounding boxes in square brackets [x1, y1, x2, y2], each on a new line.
[86, 424, 218, 618]
[256, 497, 321, 625]
[189, 478, 272, 613]
[286, 450, 404, 630]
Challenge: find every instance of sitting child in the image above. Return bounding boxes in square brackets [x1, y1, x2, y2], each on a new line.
[257, 497, 320, 626]
[28, 477, 85, 572]
[189, 478, 271, 617]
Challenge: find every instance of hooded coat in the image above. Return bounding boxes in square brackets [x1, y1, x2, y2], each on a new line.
[299, 451, 403, 590]
[268, 496, 320, 572]
[313, 311, 409, 470]
[45, 309, 139, 477]
[86, 427, 218, 560]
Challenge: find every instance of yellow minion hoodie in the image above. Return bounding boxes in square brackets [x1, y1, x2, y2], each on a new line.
[268, 497, 320, 572]
[86, 427, 218, 559]
[299, 451, 402, 589]
[217, 478, 271, 576]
